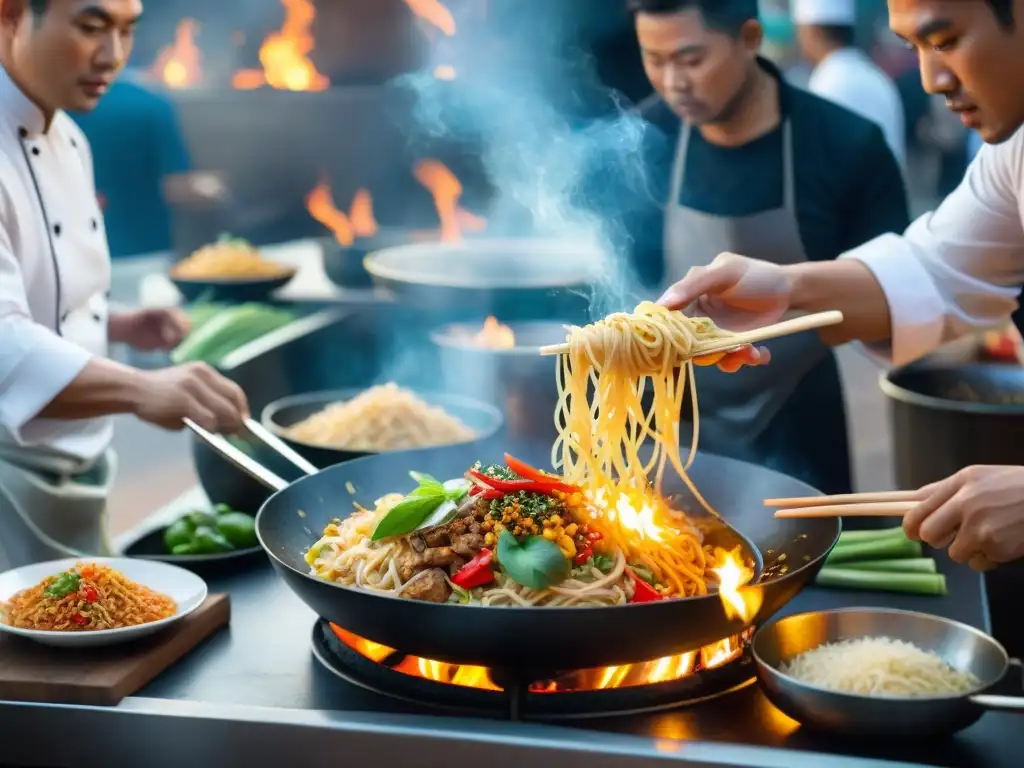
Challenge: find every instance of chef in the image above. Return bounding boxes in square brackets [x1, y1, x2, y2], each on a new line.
[792, 0, 907, 169]
[624, 0, 909, 495]
[0, 0, 248, 570]
[656, 0, 1024, 568]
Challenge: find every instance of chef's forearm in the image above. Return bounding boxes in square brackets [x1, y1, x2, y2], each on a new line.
[37, 358, 147, 420]
[785, 259, 893, 347]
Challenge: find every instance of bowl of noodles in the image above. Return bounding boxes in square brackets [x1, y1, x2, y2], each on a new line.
[170, 236, 297, 303]
[0, 558, 207, 648]
[261, 383, 505, 469]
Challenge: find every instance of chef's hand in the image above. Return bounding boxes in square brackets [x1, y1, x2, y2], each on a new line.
[133, 363, 249, 433]
[658, 252, 792, 371]
[903, 466, 1024, 569]
[110, 308, 191, 351]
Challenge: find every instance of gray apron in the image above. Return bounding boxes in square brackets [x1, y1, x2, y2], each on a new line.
[0, 450, 117, 570]
[663, 119, 851, 494]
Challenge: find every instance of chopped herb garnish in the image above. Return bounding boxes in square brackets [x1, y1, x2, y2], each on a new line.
[44, 570, 81, 598]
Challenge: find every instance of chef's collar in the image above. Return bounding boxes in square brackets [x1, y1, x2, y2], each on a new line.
[756, 56, 793, 120]
[0, 63, 50, 138]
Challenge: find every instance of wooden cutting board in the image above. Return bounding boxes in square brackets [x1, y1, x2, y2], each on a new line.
[0, 592, 230, 706]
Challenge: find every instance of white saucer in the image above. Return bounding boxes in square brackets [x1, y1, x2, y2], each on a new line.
[0, 557, 207, 648]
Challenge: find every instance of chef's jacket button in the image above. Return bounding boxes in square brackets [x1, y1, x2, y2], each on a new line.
[91, 218, 98, 231]
[53, 223, 61, 236]
[30, 147, 39, 156]
[18, 127, 27, 138]
[60, 311, 69, 324]
[91, 312, 103, 322]
[70, 138, 78, 148]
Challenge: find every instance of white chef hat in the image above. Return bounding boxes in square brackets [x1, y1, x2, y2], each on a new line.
[791, 0, 857, 26]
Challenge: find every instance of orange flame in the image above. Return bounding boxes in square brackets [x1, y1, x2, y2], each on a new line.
[232, 0, 329, 92]
[712, 547, 763, 624]
[474, 316, 516, 348]
[306, 181, 378, 247]
[152, 18, 202, 89]
[433, 64, 457, 80]
[413, 159, 487, 242]
[332, 624, 752, 692]
[402, 0, 457, 36]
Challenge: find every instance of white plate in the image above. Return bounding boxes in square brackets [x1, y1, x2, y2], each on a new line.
[0, 557, 208, 648]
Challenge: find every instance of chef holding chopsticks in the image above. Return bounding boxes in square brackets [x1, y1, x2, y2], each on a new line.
[657, 0, 1024, 569]
[622, 0, 909, 496]
[0, 0, 248, 570]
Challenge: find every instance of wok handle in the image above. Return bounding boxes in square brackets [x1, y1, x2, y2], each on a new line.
[184, 418, 290, 492]
[968, 694, 1024, 712]
[244, 418, 319, 476]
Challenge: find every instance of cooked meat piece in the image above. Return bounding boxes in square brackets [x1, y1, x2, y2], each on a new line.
[403, 568, 451, 603]
[422, 546, 461, 568]
[396, 548, 426, 582]
[410, 535, 426, 553]
[450, 517, 469, 535]
[451, 532, 486, 558]
[423, 528, 452, 548]
[468, 521, 482, 535]
[448, 555, 467, 576]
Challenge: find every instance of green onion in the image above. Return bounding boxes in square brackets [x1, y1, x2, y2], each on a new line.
[842, 558, 937, 574]
[826, 536, 922, 566]
[815, 567, 947, 596]
[172, 303, 295, 365]
[834, 526, 907, 546]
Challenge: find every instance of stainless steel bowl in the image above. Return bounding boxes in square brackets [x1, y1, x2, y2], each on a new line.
[753, 608, 1024, 737]
[431, 320, 567, 443]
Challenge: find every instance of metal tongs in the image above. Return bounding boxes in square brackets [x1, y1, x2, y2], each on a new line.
[184, 416, 319, 492]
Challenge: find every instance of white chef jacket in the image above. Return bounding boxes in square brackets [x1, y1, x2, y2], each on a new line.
[809, 48, 907, 170]
[845, 125, 1024, 367]
[0, 65, 113, 469]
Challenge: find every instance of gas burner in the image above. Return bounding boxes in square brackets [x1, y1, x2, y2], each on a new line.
[310, 620, 756, 720]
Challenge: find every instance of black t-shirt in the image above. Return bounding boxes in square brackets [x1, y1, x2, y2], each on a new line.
[580, 59, 911, 289]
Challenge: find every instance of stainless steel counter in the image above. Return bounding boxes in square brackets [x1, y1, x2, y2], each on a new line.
[0, 489, 1013, 768]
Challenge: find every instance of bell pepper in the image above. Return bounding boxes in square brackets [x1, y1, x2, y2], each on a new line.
[82, 585, 99, 603]
[627, 568, 663, 603]
[71, 613, 88, 625]
[574, 545, 593, 565]
[451, 548, 494, 589]
[503, 454, 580, 492]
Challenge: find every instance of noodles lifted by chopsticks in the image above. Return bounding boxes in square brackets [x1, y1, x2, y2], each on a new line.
[551, 301, 735, 596]
[285, 383, 476, 452]
[1, 562, 177, 631]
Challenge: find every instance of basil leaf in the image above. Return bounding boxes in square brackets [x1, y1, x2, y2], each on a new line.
[409, 471, 443, 492]
[414, 499, 459, 532]
[371, 494, 445, 540]
[496, 531, 570, 590]
[592, 554, 615, 574]
[443, 478, 469, 501]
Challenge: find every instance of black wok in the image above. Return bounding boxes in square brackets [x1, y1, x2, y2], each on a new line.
[189, 428, 839, 669]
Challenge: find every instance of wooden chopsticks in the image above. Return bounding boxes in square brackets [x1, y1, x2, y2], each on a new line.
[537, 310, 844, 358]
[764, 491, 920, 519]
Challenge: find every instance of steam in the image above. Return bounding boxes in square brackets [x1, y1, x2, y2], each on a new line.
[396, 15, 656, 319]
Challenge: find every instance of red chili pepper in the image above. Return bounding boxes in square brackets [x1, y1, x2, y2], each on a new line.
[82, 585, 98, 603]
[626, 569, 663, 603]
[71, 613, 88, 625]
[503, 454, 580, 492]
[480, 489, 504, 500]
[586, 531, 603, 542]
[574, 546, 593, 565]
[451, 548, 494, 589]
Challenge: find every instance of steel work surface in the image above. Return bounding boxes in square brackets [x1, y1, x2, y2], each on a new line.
[0, 489, 1016, 768]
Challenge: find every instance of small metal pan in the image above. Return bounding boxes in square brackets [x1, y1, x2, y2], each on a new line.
[753, 607, 1024, 738]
